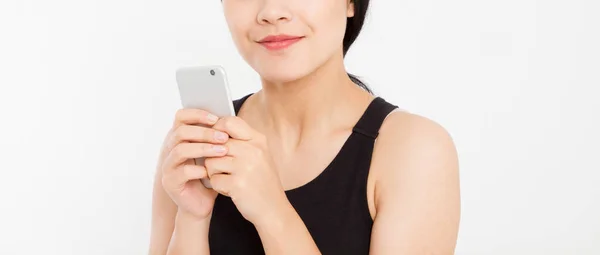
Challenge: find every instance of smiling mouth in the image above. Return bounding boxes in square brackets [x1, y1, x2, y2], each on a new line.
[257, 34, 304, 51]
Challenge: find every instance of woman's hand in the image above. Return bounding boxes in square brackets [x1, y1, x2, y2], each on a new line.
[159, 109, 231, 221]
[205, 116, 290, 226]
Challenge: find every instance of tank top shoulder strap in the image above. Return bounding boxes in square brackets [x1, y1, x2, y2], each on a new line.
[352, 97, 399, 139]
[233, 93, 253, 115]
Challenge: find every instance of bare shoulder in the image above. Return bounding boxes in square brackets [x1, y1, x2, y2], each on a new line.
[368, 110, 461, 253]
[372, 110, 459, 179]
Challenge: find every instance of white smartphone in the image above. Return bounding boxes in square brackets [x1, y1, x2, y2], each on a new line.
[175, 65, 236, 189]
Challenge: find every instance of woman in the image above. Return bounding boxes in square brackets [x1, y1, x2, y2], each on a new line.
[150, 0, 461, 254]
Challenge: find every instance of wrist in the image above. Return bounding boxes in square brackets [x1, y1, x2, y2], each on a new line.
[169, 209, 212, 255]
[253, 199, 296, 232]
[176, 209, 212, 228]
[252, 201, 321, 255]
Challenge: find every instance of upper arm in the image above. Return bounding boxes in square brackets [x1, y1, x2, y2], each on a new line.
[369, 112, 461, 255]
[149, 164, 178, 255]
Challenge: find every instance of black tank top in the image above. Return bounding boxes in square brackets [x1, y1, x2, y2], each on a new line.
[208, 94, 399, 254]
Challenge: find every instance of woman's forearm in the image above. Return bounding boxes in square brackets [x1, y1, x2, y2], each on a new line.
[254, 203, 321, 255]
[166, 210, 211, 255]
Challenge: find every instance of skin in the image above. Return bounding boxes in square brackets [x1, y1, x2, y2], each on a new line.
[149, 0, 461, 254]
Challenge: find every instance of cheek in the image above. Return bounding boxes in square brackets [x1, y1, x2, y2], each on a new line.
[296, 1, 348, 65]
[223, 2, 254, 50]
[306, 1, 348, 49]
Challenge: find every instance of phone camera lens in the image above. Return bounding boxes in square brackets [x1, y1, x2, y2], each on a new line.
[210, 70, 215, 76]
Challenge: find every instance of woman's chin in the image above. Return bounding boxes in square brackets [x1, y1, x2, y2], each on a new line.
[255, 66, 311, 85]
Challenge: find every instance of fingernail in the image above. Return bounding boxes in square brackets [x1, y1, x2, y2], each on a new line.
[212, 145, 227, 153]
[214, 131, 228, 142]
[207, 114, 218, 124]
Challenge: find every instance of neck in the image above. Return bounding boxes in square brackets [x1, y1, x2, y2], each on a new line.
[253, 51, 368, 148]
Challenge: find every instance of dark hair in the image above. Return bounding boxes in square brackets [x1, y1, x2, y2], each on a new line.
[344, 0, 373, 94]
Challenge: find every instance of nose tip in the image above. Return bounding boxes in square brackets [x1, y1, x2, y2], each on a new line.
[260, 16, 288, 24]
[257, 5, 292, 25]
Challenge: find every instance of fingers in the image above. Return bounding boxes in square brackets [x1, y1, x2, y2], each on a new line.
[179, 164, 208, 183]
[162, 162, 208, 189]
[221, 139, 251, 157]
[163, 143, 228, 171]
[205, 156, 235, 176]
[173, 108, 219, 128]
[212, 116, 255, 141]
[209, 174, 233, 197]
[165, 124, 230, 152]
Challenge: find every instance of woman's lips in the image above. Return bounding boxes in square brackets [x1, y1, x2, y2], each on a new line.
[258, 35, 304, 51]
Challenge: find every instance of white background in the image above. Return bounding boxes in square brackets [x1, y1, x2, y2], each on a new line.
[1, 0, 599, 254]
